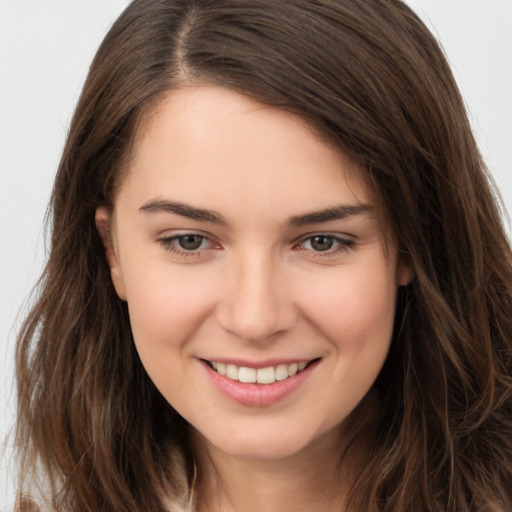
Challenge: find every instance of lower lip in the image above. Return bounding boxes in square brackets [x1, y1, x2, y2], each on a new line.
[201, 360, 319, 407]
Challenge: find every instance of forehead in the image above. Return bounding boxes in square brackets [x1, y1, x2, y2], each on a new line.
[119, 86, 379, 222]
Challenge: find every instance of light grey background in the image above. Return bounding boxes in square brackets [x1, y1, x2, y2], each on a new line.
[1, 1, 511, 508]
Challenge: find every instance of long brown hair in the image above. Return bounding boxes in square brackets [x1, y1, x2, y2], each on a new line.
[16, 0, 512, 510]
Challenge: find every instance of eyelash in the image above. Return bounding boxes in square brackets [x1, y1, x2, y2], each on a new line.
[156, 233, 217, 258]
[294, 234, 355, 256]
[156, 232, 355, 258]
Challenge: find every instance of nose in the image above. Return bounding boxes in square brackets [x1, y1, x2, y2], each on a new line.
[216, 251, 297, 344]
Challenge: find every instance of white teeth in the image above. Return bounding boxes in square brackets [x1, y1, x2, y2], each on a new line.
[226, 364, 239, 380]
[257, 366, 276, 384]
[238, 367, 257, 383]
[210, 360, 310, 384]
[275, 364, 289, 381]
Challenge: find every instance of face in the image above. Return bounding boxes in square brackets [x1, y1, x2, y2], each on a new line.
[97, 86, 410, 461]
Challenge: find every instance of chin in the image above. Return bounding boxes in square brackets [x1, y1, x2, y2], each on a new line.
[195, 420, 337, 462]
[225, 438, 307, 461]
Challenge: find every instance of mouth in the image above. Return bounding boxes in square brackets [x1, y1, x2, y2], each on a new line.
[203, 359, 319, 385]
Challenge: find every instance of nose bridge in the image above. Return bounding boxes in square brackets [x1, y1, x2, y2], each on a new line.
[218, 246, 295, 343]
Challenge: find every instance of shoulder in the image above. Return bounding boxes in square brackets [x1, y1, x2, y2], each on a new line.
[160, 443, 196, 512]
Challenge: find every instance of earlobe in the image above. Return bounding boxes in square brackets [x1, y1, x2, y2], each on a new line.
[397, 255, 415, 287]
[95, 206, 127, 300]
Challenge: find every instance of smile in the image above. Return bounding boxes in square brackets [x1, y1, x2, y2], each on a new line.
[206, 360, 311, 385]
[202, 358, 321, 406]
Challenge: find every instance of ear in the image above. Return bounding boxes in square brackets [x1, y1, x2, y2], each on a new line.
[397, 253, 415, 287]
[95, 206, 127, 300]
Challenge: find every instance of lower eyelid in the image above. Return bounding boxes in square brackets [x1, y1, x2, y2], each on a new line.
[304, 242, 355, 259]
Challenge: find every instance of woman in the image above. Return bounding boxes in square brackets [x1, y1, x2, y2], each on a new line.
[15, 0, 512, 511]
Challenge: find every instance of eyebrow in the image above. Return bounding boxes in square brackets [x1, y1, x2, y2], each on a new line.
[139, 199, 373, 227]
[287, 203, 374, 227]
[139, 200, 227, 225]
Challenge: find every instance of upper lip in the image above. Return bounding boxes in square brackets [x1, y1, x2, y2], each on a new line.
[200, 357, 319, 369]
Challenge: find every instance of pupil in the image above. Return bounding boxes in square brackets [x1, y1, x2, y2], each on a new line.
[179, 235, 203, 250]
[311, 235, 333, 251]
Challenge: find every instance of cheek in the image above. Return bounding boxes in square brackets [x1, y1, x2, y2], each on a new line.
[296, 262, 397, 349]
[301, 266, 397, 424]
[121, 263, 220, 410]
[120, 260, 216, 362]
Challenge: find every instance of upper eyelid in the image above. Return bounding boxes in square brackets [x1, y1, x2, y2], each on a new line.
[155, 229, 216, 242]
[295, 231, 355, 243]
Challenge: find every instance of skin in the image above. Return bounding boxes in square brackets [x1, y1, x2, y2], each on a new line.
[96, 86, 411, 511]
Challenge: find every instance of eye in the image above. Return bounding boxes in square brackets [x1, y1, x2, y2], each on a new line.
[307, 235, 336, 252]
[175, 234, 206, 251]
[296, 234, 354, 254]
[156, 232, 218, 257]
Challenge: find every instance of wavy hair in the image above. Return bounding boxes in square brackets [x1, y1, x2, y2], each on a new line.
[16, 0, 512, 510]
